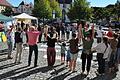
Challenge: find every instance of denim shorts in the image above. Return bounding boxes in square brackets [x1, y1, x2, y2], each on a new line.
[70, 53, 78, 60]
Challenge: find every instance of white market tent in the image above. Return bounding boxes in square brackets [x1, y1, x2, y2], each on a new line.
[13, 13, 38, 25]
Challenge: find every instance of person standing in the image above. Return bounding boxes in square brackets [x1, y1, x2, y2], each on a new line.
[27, 26, 40, 67]
[14, 27, 23, 64]
[46, 32, 57, 66]
[108, 33, 118, 73]
[96, 26, 103, 43]
[6, 26, 14, 59]
[69, 33, 79, 72]
[80, 23, 94, 75]
[92, 37, 111, 75]
[107, 27, 113, 37]
[58, 42, 67, 64]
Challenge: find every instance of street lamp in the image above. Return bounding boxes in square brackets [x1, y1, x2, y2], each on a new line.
[52, 10, 56, 19]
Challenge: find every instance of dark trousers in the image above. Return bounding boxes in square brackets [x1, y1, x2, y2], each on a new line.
[38, 33, 42, 43]
[97, 53, 105, 74]
[47, 47, 56, 66]
[81, 52, 93, 72]
[28, 44, 38, 66]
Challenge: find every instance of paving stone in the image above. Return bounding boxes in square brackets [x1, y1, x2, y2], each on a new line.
[0, 43, 120, 80]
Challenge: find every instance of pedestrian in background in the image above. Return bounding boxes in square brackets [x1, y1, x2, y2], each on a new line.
[58, 42, 67, 64]
[14, 27, 23, 64]
[92, 37, 111, 75]
[96, 26, 103, 43]
[66, 48, 71, 67]
[108, 33, 118, 73]
[6, 26, 14, 59]
[27, 26, 40, 67]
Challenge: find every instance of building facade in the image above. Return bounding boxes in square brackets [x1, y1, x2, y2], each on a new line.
[13, 1, 34, 15]
[0, 0, 12, 13]
[57, 0, 73, 23]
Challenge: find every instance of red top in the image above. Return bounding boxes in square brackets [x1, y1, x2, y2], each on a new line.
[27, 31, 40, 45]
[107, 31, 113, 37]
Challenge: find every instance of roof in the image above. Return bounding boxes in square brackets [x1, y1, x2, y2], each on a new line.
[19, 1, 24, 5]
[0, 13, 13, 21]
[13, 13, 37, 20]
[0, 0, 12, 7]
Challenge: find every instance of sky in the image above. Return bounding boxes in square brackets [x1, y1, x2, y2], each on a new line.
[87, 0, 117, 7]
[7, 0, 117, 7]
[7, 0, 34, 7]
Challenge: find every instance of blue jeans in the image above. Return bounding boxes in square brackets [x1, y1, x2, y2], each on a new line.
[7, 41, 12, 57]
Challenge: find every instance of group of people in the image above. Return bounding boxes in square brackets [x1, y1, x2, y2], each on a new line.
[1, 21, 120, 76]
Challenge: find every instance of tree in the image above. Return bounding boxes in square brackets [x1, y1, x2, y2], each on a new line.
[50, 0, 62, 18]
[92, 6, 114, 23]
[1, 7, 13, 16]
[115, 1, 120, 21]
[67, 0, 92, 21]
[33, 0, 52, 19]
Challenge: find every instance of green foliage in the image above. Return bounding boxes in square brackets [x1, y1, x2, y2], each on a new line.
[67, 0, 92, 21]
[92, 1, 120, 22]
[50, 0, 62, 18]
[1, 7, 13, 16]
[92, 7, 112, 21]
[33, 0, 52, 19]
[33, 0, 62, 19]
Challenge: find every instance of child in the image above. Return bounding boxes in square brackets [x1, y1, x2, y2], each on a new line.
[60, 42, 67, 64]
[66, 48, 71, 67]
[58, 42, 67, 64]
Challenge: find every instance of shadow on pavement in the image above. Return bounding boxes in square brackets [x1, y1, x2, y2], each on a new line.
[69, 74, 87, 80]
[0, 52, 8, 56]
[50, 66, 66, 75]
[90, 72, 117, 80]
[0, 65, 33, 79]
[47, 71, 72, 80]
[0, 64, 62, 79]
[0, 63, 20, 70]
[0, 57, 10, 62]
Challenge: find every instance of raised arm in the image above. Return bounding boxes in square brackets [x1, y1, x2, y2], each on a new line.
[44, 25, 49, 40]
[78, 24, 83, 39]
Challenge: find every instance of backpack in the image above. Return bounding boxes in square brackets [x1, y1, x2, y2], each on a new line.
[69, 38, 79, 54]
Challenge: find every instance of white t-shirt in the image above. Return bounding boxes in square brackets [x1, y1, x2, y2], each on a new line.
[94, 42, 111, 60]
[96, 29, 103, 38]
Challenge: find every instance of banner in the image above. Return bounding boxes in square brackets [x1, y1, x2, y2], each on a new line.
[0, 32, 8, 50]
[0, 32, 7, 42]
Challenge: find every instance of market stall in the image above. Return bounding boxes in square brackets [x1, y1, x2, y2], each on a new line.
[13, 13, 38, 26]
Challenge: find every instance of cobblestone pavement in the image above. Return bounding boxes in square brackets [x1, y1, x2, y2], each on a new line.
[0, 43, 120, 80]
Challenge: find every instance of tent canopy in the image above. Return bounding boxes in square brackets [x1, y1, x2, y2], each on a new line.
[13, 13, 37, 20]
[0, 13, 13, 21]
